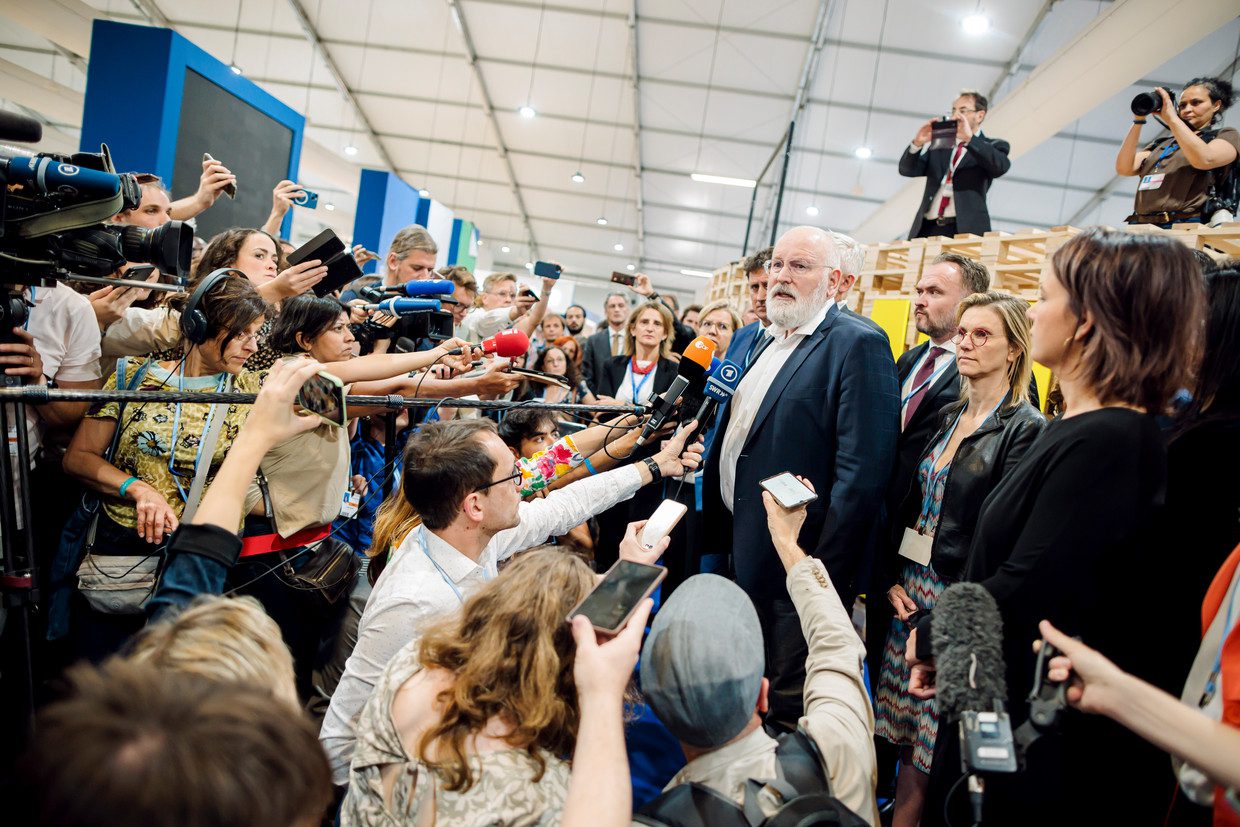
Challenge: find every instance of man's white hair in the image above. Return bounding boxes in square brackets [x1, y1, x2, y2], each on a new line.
[830, 231, 865, 278]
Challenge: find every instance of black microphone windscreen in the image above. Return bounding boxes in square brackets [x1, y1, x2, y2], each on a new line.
[930, 582, 1008, 720]
[0, 110, 43, 143]
[394, 337, 417, 353]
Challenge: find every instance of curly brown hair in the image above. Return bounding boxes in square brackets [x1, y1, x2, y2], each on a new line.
[194, 227, 285, 281]
[414, 548, 596, 792]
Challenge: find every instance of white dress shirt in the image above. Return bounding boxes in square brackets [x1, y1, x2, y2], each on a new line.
[320, 463, 643, 784]
[460, 305, 514, 343]
[719, 301, 832, 511]
[899, 338, 956, 425]
[922, 140, 967, 220]
[614, 360, 659, 405]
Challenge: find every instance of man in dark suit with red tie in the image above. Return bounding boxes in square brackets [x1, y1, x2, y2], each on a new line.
[899, 90, 1010, 239]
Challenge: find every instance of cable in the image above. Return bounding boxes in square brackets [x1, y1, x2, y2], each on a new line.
[943, 772, 971, 827]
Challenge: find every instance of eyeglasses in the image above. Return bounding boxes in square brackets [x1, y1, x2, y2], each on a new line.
[951, 327, 1002, 348]
[763, 259, 823, 277]
[475, 461, 523, 492]
[235, 331, 264, 347]
[951, 107, 979, 115]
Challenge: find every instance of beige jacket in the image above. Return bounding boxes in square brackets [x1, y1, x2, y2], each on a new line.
[642, 557, 878, 825]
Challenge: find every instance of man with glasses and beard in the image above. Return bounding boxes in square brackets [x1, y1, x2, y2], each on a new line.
[703, 226, 900, 731]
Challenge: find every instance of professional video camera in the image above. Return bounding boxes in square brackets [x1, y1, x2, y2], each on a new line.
[1, 143, 192, 285]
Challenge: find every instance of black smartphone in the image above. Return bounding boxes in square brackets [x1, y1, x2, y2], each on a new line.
[929, 119, 958, 150]
[611, 270, 637, 287]
[533, 261, 562, 279]
[202, 153, 237, 198]
[296, 370, 346, 428]
[568, 560, 666, 635]
[520, 286, 540, 302]
[287, 229, 363, 297]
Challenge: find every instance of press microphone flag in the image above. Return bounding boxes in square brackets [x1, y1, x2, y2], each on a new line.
[634, 336, 717, 447]
[381, 279, 456, 296]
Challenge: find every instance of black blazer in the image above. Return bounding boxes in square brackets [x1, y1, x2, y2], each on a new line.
[702, 308, 900, 605]
[595, 355, 679, 401]
[580, 327, 623, 394]
[898, 133, 1011, 238]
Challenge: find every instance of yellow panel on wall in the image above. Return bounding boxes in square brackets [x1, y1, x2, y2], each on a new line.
[1031, 362, 1052, 411]
[870, 298, 911, 360]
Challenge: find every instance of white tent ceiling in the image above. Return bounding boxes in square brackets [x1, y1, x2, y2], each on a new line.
[2, 0, 1239, 299]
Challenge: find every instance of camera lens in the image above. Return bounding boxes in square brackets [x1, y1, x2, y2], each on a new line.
[1131, 89, 1176, 117]
[118, 221, 194, 278]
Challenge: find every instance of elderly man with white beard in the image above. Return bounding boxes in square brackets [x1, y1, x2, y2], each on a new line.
[702, 225, 900, 731]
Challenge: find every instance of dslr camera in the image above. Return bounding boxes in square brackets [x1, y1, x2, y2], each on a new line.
[1131, 88, 1175, 117]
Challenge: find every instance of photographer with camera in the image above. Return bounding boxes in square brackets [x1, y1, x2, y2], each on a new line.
[900, 90, 1011, 239]
[1117, 77, 1239, 227]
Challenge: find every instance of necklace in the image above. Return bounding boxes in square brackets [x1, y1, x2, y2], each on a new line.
[631, 356, 656, 375]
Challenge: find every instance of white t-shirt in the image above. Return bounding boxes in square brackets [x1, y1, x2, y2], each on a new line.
[11, 284, 102, 461]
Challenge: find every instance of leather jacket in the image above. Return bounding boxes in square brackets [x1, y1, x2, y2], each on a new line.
[887, 395, 1046, 584]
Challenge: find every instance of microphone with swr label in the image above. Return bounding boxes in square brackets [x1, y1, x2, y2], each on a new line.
[684, 359, 742, 444]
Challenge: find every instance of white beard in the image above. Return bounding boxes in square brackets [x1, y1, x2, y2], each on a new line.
[767, 278, 832, 329]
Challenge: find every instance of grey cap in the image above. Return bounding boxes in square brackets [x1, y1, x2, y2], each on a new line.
[640, 574, 765, 749]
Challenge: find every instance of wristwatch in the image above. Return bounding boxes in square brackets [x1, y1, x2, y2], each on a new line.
[643, 456, 662, 481]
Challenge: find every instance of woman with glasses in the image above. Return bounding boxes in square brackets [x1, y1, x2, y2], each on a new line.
[1116, 77, 1238, 227]
[873, 291, 1044, 827]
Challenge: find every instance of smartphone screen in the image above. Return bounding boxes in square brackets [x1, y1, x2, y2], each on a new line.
[759, 472, 818, 509]
[569, 560, 666, 634]
[296, 370, 346, 428]
[611, 271, 637, 286]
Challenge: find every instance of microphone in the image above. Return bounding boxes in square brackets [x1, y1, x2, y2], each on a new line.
[366, 297, 442, 314]
[394, 337, 417, 353]
[477, 329, 530, 359]
[634, 336, 717, 447]
[0, 110, 43, 143]
[930, 583, 1017, 823]
[381, 279, 456, 296]
[685, 359, 742, 444]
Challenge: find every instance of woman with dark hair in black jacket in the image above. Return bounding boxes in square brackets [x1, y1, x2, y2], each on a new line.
[874, 291, 1044, 827]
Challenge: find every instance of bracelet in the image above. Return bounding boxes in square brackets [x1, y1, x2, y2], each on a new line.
[1133, 119, 1147, 125]
[643, 456, 662, 481]
[583, 455, 598, 476]
[118, 476, 139, 498]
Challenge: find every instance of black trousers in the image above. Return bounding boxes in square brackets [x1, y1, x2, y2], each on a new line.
[913, 218, 957, 239]
[751, 594, 808, 732]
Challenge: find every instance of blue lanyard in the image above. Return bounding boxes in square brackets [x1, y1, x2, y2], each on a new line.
[23, 287, 34, 330]
[166, 366, 227, 504]
[1153, 140, 1180, 170]
[629, 361, 654, 402]
[901, 351, 953, 407]
[418, 526, 493, 604]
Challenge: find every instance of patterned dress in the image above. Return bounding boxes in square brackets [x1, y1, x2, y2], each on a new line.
[342, 637, 571, 826]
[873, 413, 958, 773]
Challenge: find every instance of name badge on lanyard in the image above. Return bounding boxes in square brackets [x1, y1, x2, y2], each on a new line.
[898, 527, 934, 566]
[339, 491, 361, 519]
[1138, 173, 1165, 191]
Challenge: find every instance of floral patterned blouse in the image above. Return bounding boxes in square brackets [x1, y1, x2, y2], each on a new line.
[341, 636, 571, 826]
[86, 361, 260, 529]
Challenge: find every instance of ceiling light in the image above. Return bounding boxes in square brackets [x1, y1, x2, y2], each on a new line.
[961, 13, 991, 35]
[613, 243, 624, 252]
[501, 245, 511, 253]
[478, 239, 485, 246]
[324, 202, 335, 211]
[571, 171, 585, 183]
[854, 146, 872, 159]
[690, 172, 757, 188]
[519, 105, 536, 119]
[525, 262, 534, 270]
[626, 264, 636, 271]
[806, 204, 820, 217]
[229, 63, 243, 75]
[596, 217, 608, 225]
[418, 188, 430, 198]
[680, 268, 714, 278]
[343, 144, 358, 156]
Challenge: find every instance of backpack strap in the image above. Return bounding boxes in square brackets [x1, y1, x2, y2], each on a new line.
[634, 783, 754, 827]
[772, 727, 832, 798]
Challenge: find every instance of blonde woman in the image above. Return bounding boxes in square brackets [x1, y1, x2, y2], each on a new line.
[593, 301, 677, 408]
[874, 291, 1046, 826]
[695, 299, 741, 358]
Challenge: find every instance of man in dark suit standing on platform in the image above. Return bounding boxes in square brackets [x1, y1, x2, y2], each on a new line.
[723, 247, 772, 368]
[899, 90, 1010, 239]
[580, 291, 630, 393]
[703, 226, 899, 730]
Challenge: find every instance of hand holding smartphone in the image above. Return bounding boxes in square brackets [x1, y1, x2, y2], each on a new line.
[759, 472, 818, 509]
[569, 560, 666, 635]
[296, 370, 347, 427]
[611, 270, 637, 287]
[202, 153, 237, 198]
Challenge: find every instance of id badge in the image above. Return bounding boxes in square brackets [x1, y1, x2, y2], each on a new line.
[898, 527, 934, 566]
[340, 491, 360, 519]
[1138, 173, 1165, 191]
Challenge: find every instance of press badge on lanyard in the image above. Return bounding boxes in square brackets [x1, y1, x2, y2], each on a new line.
[898, 528, 933, 566]
[339, 491, 361, 519]
[1138, 173, 1165, 191]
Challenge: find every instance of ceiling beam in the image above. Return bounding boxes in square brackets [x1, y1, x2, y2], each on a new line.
[284, 0, 396, 173]
[988, 0, 1057, 103]
[629, 3, 647, 265]
[449, 0, 538, 257]
[850, 0, 1240, 243]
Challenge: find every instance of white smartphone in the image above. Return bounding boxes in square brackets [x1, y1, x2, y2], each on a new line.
[640, 499, 689, 549]
[568, 560, 666, 635]
[759, 472, 818, 509]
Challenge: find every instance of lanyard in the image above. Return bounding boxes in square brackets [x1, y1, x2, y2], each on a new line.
[901, 352, 953, 407]
[418, 526, 492, 604]
[1153, 140, 1180, 170]
[629, 362, 654, 402]
[166, 365, 227, 504]
[939, 142, 967, 187]
[23, 286, 34, 330]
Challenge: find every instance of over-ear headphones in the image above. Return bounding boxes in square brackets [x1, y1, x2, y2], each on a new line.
[180, 268, 243, 345]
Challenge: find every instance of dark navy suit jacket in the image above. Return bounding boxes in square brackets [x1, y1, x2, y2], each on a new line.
[703, 305, 900, 604]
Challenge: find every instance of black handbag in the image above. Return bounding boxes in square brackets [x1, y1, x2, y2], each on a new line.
[255, 472, 359, 605]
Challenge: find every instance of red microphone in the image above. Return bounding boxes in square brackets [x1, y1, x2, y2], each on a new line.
[479, 329, 530, 358]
